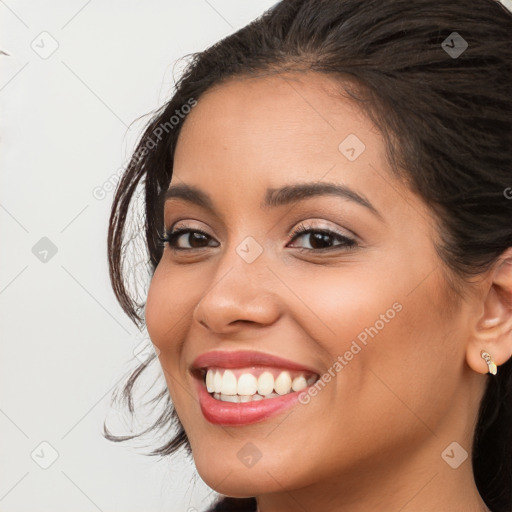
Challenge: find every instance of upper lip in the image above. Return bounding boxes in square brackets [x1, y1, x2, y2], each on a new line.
[190, 350, 321, 376]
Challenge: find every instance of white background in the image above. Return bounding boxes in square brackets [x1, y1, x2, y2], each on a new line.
[1, 1, 511, 511]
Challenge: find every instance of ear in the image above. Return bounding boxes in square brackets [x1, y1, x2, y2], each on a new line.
[466, 247, 512, 375]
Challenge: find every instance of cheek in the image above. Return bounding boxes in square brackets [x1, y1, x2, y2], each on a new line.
[144, 271, 193, 415]
[338, 275, 461, 438]
[145, 266, 187, 357]
[145, 261, 213, 337]
[283, 263, 405, 353]
[289, 262, 460, 427]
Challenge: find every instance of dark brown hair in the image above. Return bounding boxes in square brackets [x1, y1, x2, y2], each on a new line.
[104, 1, 512, 510]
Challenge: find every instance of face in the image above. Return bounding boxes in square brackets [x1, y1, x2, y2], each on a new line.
[145, 72, 478, 498]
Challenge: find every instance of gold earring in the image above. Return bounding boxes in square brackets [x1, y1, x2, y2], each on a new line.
[481, 351, 497, 375]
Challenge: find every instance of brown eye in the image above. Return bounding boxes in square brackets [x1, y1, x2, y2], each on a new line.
[160, 228, 219, 250]
[287, 224, 357, 251]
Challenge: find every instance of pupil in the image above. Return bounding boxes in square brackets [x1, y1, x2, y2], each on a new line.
[190, 232, 208, 247]
[311, 233, 332, 249]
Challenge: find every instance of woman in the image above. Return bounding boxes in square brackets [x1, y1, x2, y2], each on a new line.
[105, 0, 512, 510]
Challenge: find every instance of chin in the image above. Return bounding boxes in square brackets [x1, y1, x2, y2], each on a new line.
[196, 464, 269, 496]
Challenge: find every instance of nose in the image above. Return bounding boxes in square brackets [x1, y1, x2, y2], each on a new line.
[192, 247, 283, 335]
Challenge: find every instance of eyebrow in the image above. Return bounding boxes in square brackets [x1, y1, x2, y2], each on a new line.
[164, 181, 382, 219]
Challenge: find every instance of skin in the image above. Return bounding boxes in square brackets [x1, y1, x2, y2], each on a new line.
[144, 71, 512, 512]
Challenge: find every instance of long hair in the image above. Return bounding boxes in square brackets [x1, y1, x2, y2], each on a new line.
[104, 1, 512, 510]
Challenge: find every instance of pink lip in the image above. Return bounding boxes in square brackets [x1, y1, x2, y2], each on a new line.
[190, 350, 320, 426]
[194, 378, 304, 426]
[191, 350, 320, 374]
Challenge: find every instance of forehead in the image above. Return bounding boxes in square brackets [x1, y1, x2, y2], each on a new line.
[174, 72, 384, 182]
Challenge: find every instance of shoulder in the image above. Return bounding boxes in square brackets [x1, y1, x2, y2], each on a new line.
[205, 497, 257, 511]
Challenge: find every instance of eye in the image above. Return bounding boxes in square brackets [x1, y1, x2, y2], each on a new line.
[158, 222, 357, 253]
[286, 222, 357, 251]
[158, 227, 219, 251]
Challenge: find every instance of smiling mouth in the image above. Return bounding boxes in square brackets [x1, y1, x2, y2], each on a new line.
[199, 367, 319, 403]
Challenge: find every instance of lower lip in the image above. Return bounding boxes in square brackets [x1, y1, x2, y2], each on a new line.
[195, 378, 304, 426]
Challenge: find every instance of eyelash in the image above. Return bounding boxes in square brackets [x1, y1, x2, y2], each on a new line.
[157, 222, 357, 253]
[288, 223, 356, 251]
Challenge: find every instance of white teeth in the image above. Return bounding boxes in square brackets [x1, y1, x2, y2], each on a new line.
[206, 370, 214, 393]
[213, 391, 278, 402]
[221, 370, 238, 395]
[237, 373, 258, 395]
[205, 368, 316, 400]
[220, 393, 240, 403]
[274, 371, 292, 395]
[213, 370, 223, 393]
[257, 371, 275, 396]
[292, 375, 308, 391]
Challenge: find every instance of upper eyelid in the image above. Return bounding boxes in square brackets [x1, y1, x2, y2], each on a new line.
[166, 220, 354, 237]
[164, 222, 358, 249]
[167, 215, 356, 232]
[289, 221, 356, 238]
